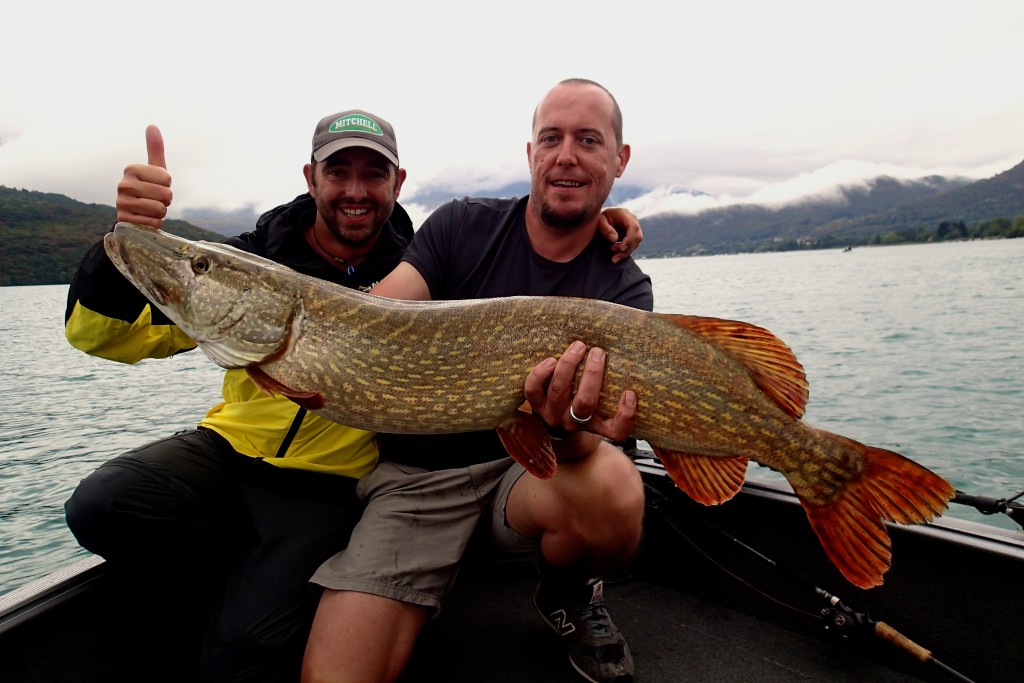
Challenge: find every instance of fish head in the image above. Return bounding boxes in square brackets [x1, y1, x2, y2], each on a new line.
[104, 223, 304, 369]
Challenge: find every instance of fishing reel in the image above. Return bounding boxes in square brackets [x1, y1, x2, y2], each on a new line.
[818, 598, 874, 641]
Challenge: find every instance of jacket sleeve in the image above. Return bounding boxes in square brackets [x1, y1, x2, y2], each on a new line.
[64, 236, 197, 364]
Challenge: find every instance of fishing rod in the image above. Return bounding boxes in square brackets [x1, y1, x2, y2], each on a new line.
[811, 584, 974, 683]
[951, 488, 1024, 529]
[643, 481, 978, 683]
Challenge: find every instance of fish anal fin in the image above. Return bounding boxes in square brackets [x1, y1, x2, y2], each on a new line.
[653, 446, 747, 505]
[496, 412, 558, 480]
[246, 366, 324, 410]
[795, 430, 956, 589]
[663, 314, 809, 419]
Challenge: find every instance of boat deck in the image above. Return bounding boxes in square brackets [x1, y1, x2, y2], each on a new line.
[0, 558, 933, 683]
[401, 565, 933, 683]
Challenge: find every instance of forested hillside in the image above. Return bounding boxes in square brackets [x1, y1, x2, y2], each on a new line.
[0, 186, 223, 286]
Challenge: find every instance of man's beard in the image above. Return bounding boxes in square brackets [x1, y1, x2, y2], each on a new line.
[538, 197, 593, 231]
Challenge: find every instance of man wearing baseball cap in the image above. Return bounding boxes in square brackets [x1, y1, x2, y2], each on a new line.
[312, 109, 400, 166]
[65, 108, 414, 682]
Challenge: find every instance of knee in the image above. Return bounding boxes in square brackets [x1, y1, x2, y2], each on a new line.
[566, 449, 645, 555]
[601, 472, 645, 551]
[65, 459, 182, 562]
[590, 448, 645, 520]
[64, 465, 129, 554]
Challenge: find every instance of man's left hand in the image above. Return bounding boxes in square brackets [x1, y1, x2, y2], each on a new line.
[598, 207, 643, 264]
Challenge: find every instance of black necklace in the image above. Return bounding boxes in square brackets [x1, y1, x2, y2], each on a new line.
[310, 227, 357, 275]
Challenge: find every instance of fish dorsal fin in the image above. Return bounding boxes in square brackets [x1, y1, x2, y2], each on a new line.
[664, 314, 809, 419]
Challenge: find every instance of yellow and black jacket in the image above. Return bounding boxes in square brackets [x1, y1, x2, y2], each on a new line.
[65, 195, 413, 478]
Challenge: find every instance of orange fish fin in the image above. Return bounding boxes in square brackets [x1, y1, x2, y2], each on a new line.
[796, 431, 955, 589]
[664, 314, 809, 419]
[653, 446, 747, 505]
[496, 412, 558, 480]
[245, 366, 324, 410]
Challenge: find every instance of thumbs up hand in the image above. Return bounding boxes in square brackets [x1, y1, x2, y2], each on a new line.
[115, 125, 174, 229]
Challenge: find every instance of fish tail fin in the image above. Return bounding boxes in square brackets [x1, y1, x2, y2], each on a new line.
[653, 447, 748, 505]
[798, 432, 955, 589]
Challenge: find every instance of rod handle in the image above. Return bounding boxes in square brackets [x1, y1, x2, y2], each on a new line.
[874, 621, 932, 663]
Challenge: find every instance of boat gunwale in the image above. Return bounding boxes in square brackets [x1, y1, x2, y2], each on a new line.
[635, 456, 1024, 560]
[0, 555, 105, 635]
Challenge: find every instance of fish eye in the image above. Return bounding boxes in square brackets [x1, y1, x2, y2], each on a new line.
[192, 256, 211, 274]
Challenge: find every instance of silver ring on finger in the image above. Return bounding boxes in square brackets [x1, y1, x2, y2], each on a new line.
[569, 405, 592, 425]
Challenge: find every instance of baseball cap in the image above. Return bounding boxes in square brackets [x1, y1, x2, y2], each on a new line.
[311, 110, 399, 166]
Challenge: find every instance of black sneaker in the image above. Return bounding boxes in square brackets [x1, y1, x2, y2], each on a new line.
[534, 576, 635, 683]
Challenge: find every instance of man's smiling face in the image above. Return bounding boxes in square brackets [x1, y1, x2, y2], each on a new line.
[527, 82, 628, 231]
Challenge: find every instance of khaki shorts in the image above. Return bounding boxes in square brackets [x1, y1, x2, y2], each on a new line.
[310, 458, 535, 612]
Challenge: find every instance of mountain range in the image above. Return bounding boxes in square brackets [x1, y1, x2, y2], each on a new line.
[185, 161, 1024, 257]
[638, 160, 1024, 256]
[1, 159, 1021, 286]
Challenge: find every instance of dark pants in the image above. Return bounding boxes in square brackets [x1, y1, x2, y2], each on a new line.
[64, 428, 361, 683]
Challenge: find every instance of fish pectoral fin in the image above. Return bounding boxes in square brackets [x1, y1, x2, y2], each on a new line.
[496, 413, 558, 480]
[245, 366, 324, 410]
[653, 447, 747, 506]
[795, 430, 956, 589]
[664, 314, 809, 419]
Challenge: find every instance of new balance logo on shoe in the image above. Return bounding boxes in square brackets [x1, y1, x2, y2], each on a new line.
[547, 608, 577, 636]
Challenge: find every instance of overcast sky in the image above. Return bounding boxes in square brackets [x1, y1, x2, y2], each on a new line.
[2, 1, 1021, 228]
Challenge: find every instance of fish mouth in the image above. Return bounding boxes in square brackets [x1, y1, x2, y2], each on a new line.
[104, 229, 186, 308]
[104, 222, 303, 368]
[102, 230, 137, 284]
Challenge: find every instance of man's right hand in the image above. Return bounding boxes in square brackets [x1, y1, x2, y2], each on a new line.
[524, 341, 637, 445]
[115, 125, 173, 229]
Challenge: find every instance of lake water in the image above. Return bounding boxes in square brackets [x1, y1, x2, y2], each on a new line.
[1, 239, 1022, 596]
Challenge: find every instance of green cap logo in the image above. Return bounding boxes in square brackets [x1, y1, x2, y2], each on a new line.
[329, 115, 384, 137]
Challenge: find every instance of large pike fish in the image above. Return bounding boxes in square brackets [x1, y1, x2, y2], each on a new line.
[103, 223, 954, 589]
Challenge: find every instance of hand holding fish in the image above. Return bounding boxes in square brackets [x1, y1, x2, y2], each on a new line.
[115, 125, 173, 230]
[524, 341, 637, 448]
